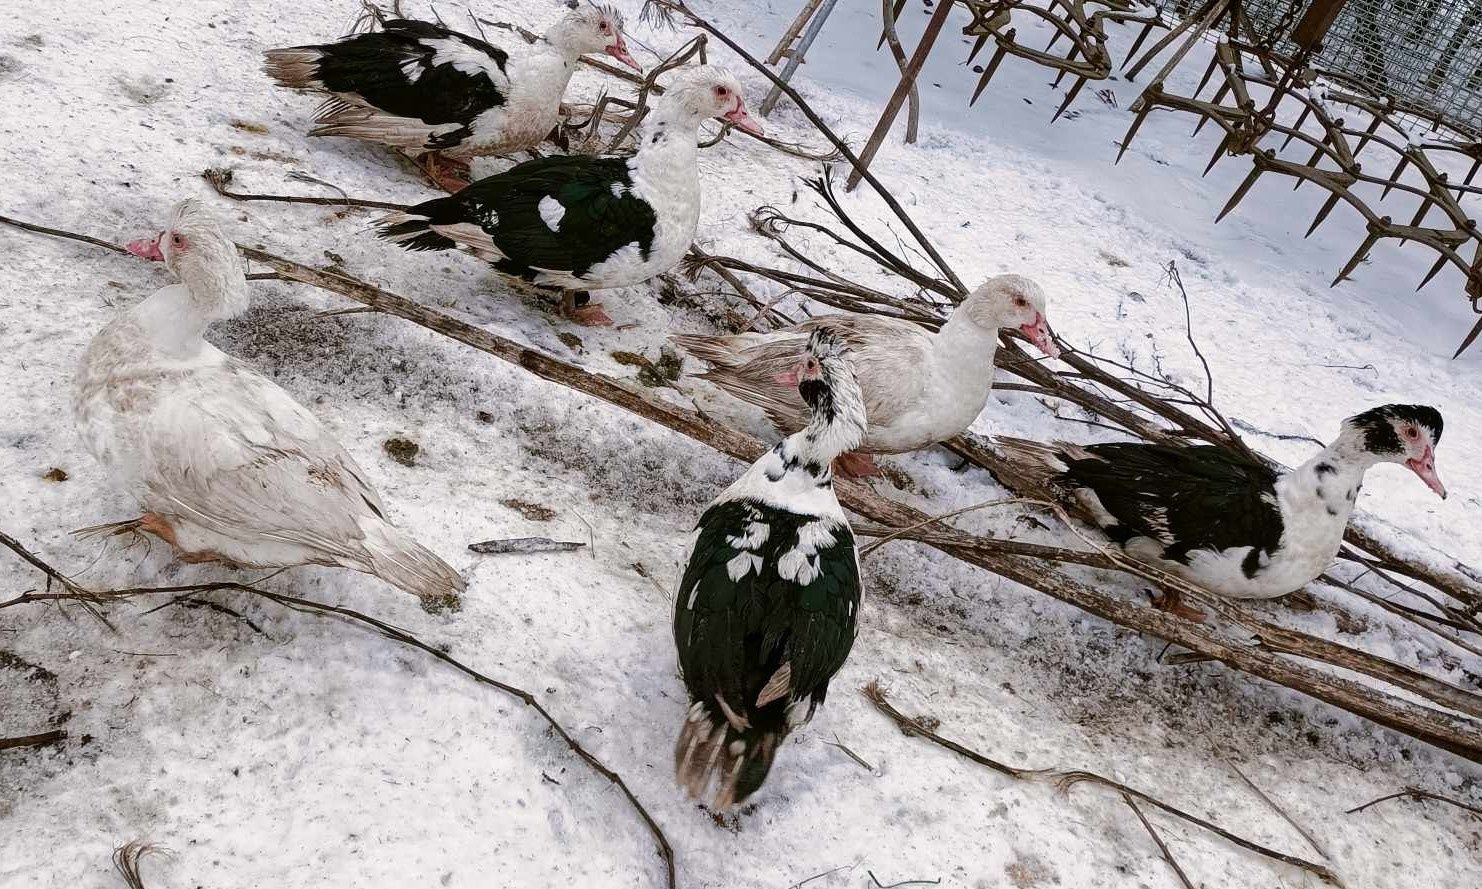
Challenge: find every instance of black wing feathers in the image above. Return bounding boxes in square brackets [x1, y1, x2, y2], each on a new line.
[399, 154, 658, 279]
[310, 20, 508, 128]
[1060, 443, 1283, 568]
[674, 499, 860, 726]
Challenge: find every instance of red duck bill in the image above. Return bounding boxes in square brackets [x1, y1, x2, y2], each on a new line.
[1406, 445, 1447, 498]
[1021, 312, 1060, 359]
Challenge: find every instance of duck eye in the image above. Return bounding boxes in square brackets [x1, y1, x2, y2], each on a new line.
[1013, 296, 1027, 307]
[171, 233, 184, 246]
[1404, 426, 1419, 439]
[714, 86, 728, 97]
[600, 21, 610, 32]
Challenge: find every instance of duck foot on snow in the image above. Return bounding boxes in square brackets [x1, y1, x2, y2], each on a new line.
[417, 151, 472, 194]
[833, 451, 881, 478]
[1147, 588, 1207, 623]
[560, 290, 613, 326]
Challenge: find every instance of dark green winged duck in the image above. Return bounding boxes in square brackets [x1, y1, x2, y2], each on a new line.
[376, 64, 762, 325]
[673, 330, 866, 810]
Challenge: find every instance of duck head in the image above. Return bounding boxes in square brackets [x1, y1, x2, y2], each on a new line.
[127, 199, 249, 320]
[659, 65, 763, 137]
[959, 274, 1059, 359]
[550, 2, 638, 71]
[788, 330, 867, 457]
[1343, 404, 1446, 498]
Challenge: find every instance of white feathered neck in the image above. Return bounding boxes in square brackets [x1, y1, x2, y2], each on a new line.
[136, 230, 249, 356]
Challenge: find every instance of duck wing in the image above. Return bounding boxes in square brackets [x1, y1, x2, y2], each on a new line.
[382, 154, 658, 279]
[139, 360, 391, 560]
[268, 19, 511, 149]
[1059, 442, 1282, 563]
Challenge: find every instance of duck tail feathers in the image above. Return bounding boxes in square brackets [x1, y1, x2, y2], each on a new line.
[263, 48, 326, 90]
[358, 522, 465, 612]
[377, 209, 457, 252]
[674, 701, 787, 811]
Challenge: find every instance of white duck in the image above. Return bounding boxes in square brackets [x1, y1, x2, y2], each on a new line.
[75, 200, 465, 611]
[673, 274, 1058, 475]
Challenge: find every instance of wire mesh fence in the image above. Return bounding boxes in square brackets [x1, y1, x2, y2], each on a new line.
[1234, 0, 1482, 138]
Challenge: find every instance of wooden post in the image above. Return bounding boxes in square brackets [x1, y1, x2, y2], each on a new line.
[766, 0, 826, 65]
[846, 0, 956, 192]
[761, 0, 844, 117]
[1292, 0, 1350, 49]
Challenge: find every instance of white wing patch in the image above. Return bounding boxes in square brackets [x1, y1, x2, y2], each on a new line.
[422, 38, 497, 77]
[726, 551, 764, 582]
[430, 223, 506, 260]
[610, 182, 632, 199]
[777, 520, 836, 585]
[726, 521, 770, 550]
[538, 196, 566, 232]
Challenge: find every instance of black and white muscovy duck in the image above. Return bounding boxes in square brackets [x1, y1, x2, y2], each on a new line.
[674, 274, 1059, 477]
[673, 330, 866, 810]
[375, 64, 763, 325]
[264, 2, 639, 190]
[997, 404, 1445, 616]
[76, 200, 465, 612]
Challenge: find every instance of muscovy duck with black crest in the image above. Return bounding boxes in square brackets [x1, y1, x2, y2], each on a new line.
[997, 404, 1445, 615]
[376, 64, 762, 325]
[265, 3, 638, 190]
[673, 330, 865, 810]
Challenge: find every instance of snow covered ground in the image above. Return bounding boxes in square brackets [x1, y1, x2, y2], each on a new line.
[1, 1, 1478, 887]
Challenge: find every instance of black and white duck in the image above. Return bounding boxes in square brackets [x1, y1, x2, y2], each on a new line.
[376, 64, 762, 325]
[75, 200, 465, 611]
[673, 330, 865, 810]
[264, 3, 639, 190]
[674, 274, 1058, 476]
[997, 404, 1445, 614]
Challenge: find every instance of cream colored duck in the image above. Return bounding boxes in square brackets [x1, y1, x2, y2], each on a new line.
[75, 200, 465, 611]
[673, 274, 1058, 475]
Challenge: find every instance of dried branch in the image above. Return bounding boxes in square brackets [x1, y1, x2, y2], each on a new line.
[865, 682, 1342, 885]
[467, 537, 586, 554]
[1346, 787, 1482, 818]
[877, 0, 920, 145]
[1, 533, 676, 888]
[642, 0, 967, 294]
[868, 872, 940, 889]
[112, 841, 168, 889]
[1122, 793, 1197, 889]
[1228, 762, 1331, 861]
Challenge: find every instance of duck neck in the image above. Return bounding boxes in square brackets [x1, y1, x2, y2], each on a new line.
[785, 368, 868, 469]
[132, 254, 248, 356]
[930, 310, 1003, 393]
[632, 104, 701, 184]
[526, 35, 581, 96]
[1284, 432, 1377, 519]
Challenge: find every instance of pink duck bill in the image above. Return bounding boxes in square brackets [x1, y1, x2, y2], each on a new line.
[722, 95, 764, 137]
[606, 36, 640, 71]
[1020, 311, 1060, 359]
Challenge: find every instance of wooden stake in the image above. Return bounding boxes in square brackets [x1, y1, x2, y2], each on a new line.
[847, 0, 956, 192]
